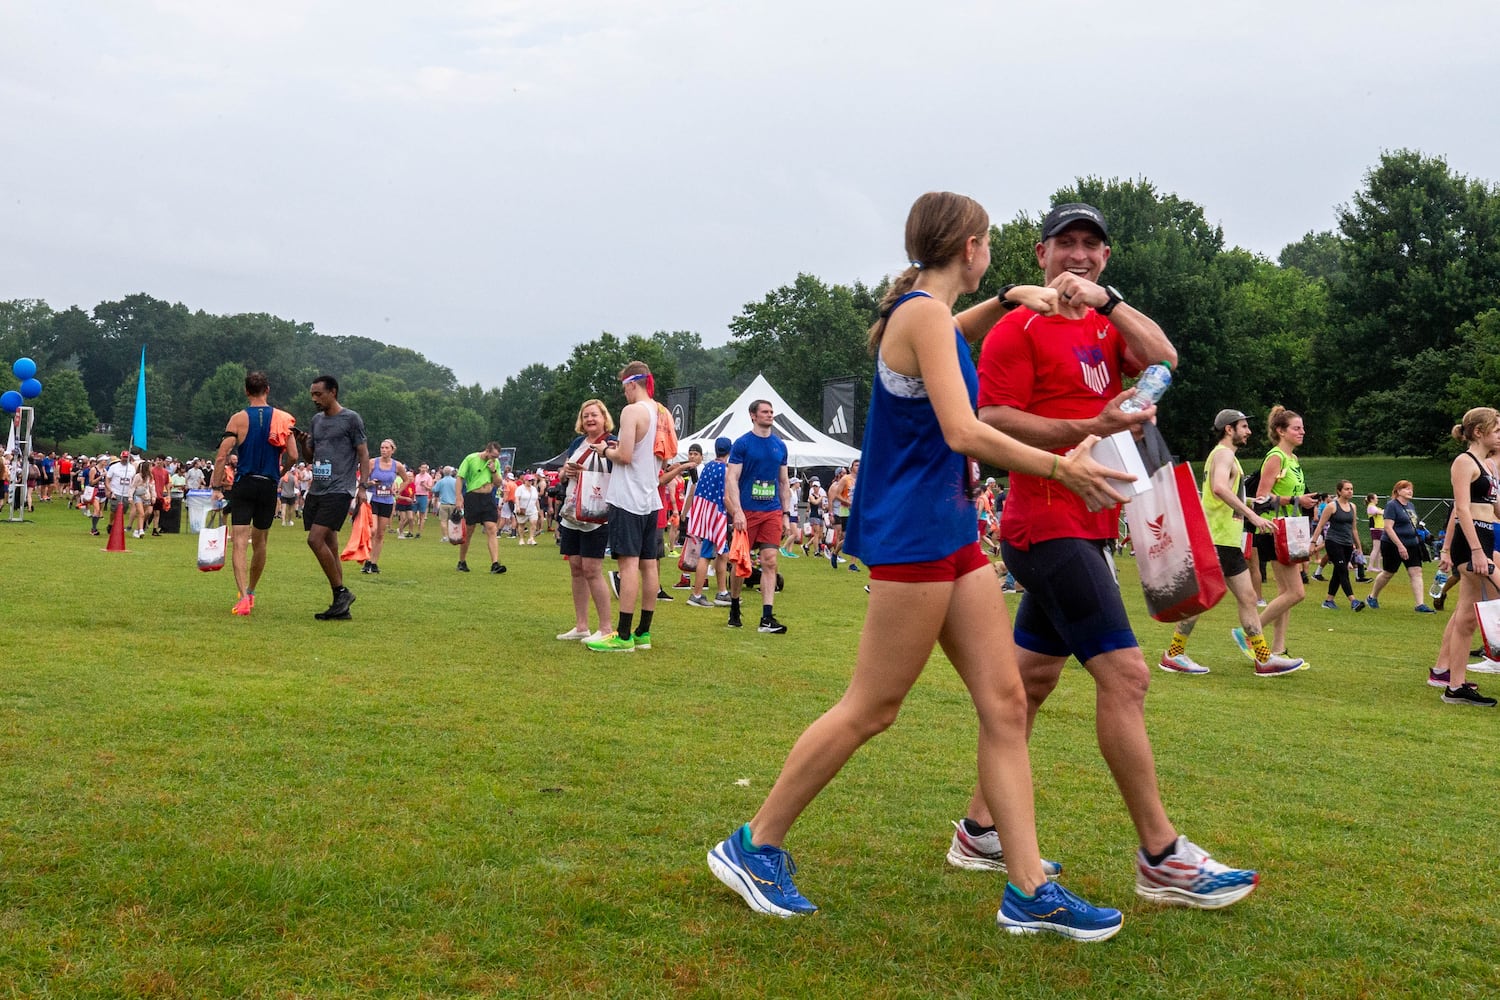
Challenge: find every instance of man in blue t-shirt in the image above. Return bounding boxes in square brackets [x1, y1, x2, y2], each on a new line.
[725, 399, 791, 634]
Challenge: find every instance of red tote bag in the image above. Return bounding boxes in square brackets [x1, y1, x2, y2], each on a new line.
[1124, 462, 1228, 622]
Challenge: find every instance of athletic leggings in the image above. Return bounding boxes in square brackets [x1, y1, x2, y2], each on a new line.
[1325, 539, 1355, 599]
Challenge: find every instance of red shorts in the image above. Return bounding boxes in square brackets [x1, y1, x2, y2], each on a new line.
[869, 541, 989, 583]
[743, 509, 783, 549]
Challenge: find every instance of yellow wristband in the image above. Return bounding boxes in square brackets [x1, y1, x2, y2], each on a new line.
[1048, 455, 1059, 480]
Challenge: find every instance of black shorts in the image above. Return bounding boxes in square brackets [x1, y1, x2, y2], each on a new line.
[303, 492, 351, 533]
[464, 492, 498, 525]
[369, 500, 394, 520]
[1216, 543, 1249, 578]
[1002, 537, 1137, 663]
[230, 476, 279, 530]
[1253, 530, 1278, 564]
[559, 523, 608, 559]
[1380, 538, 1423, 573]
[1450, 523, 1495, 571]
[608, 507, 661, 560]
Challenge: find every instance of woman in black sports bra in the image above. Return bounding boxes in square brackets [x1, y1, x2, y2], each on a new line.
[1430, 407, 1500, 707]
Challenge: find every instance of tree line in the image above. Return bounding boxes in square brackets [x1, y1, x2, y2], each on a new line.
[4, 149, 1497, 466]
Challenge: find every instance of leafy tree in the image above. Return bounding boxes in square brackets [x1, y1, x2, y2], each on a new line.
[0, 299, 55, 369]
[92, 294, 191, 425]
[491, 363, 558, 466]
[343, 381, 421, 458]
[728, 274, 876, 426]
[1315, 150, 1500, 414]
[539, 333, 676, 454]
[1278, 231, 1345, 283]
[424, 406, 489, 468]
[30, 368, 96, 444]
[189, 363, 249, 445]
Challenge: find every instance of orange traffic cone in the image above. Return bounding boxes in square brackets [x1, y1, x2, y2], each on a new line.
[106, 502, 127, 552]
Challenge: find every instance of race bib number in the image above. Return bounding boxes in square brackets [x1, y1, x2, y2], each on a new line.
[313, 460, 332, 483]
[751, 479, 776, 501]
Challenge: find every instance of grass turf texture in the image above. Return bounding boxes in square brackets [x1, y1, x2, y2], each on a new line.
[2, 497, 1497, 998]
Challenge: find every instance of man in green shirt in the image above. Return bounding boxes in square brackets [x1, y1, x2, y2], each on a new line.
[1158, 409, 1304, 677]
[455, 442, 506, 574]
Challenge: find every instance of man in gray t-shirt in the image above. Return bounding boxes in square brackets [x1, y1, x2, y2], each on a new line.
[304, 375, 371, 620]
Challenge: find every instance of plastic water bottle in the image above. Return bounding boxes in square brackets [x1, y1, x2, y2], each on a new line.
[1430, 569, 1448, 600]
[1120, 363, 1172, 413]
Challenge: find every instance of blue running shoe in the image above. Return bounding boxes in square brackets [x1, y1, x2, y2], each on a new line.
[707, 825, 819, 917]
[1230, 627, 1255, 663]
[1135, 835, 1258, 909]
[1365, 596, 1379, 609]
[997, 880, 1123, 942]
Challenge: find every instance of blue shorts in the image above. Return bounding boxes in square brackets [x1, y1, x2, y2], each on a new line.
[415, 495, 430, 513]
[700, 537, 717, 559]
[1001, 537, 1137, 663]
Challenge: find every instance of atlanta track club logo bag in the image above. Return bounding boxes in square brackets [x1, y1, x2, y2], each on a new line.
[1123, 425, 1227, 622]
[196, 508, 227, 572]
[1273, 516, 1313, 564]
[574, 446, 610, 525]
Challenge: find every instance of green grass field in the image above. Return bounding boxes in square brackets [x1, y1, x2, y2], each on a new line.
[2, 497, 1497, 998]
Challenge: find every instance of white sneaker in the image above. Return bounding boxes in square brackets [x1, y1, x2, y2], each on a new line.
[946, 820, 1062, 877]
[1158, 653, 1209, 675]
[1468, 657, 1500, 674]
[584, 630, 608, 644]
[556, 626, 592, 640]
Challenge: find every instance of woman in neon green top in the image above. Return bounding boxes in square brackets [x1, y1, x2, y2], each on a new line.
[1253, 406, 1318, 658]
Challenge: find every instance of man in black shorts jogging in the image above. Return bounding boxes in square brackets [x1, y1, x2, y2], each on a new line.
[304, 374, 371, 620]
[212, 371, 298, 617]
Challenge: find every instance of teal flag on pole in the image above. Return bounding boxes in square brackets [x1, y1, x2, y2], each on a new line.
[131, 347, 147, 450]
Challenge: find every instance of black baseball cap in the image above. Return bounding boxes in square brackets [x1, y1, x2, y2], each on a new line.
[1041, 203, 1110, 243]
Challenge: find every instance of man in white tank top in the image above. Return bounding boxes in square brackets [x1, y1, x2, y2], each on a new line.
[586, 361, 664, 653]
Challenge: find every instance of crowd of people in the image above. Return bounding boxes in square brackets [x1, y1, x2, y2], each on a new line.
[29, 194, 1492, 948]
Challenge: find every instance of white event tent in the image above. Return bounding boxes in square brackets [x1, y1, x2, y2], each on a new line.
[674, 374, 861, 469]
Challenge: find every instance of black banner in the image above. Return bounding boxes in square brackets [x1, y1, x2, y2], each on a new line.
[665, 386, 696, 439]
[822, 378, 856, 445]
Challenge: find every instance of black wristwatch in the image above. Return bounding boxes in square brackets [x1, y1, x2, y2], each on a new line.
[997, 284, 1020, 311]
[1098, 285, 1125, 317]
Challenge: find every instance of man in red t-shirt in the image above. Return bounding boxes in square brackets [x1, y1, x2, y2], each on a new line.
[950, 202, 1259, 911]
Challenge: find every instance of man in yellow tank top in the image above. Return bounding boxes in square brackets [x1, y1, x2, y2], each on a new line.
[1157, 410, 1306, 676]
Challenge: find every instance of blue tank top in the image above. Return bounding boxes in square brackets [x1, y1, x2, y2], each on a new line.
[237, 405, 282, 479]
[844, 291, 979, 566]
[369, 458, 398, 501]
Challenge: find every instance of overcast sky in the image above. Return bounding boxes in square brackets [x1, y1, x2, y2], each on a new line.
[3, 1, 1496, 390]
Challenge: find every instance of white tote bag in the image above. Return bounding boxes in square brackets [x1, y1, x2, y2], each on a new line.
[197, 509, 227, 572]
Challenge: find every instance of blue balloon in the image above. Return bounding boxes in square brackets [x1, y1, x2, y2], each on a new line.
[20, 377, 41, 399]
[12, 357, 36, 380]
[0, 390, 21, 413]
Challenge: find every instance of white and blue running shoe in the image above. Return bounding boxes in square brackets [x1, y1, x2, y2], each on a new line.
[707, 825, 819, 917]
[996, 880, 1123, 942]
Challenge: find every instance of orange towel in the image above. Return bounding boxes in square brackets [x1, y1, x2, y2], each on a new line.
[340, 501, 373, 563]
[728, 529, 754, 579]
[653, 402, 679, 461]
[268, 408, 296, 447]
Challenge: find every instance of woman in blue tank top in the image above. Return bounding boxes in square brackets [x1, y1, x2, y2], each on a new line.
[363, 438, 408, 575]
[707, 192, 1130, 940]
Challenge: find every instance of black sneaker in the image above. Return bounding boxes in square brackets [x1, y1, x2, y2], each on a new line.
[368, 562, 380, 574]
[316, 588, 356, 620]
[609, 571, 621, 598]
[758, 616, 788, 634]
[491, 562, 506, 574]
[457, 560, 469, 572]
[657, 587, 674, 601]
[361, 562, 372, 574]
[1443, 683, 1497, 707]
[727, 612, 742, 629]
